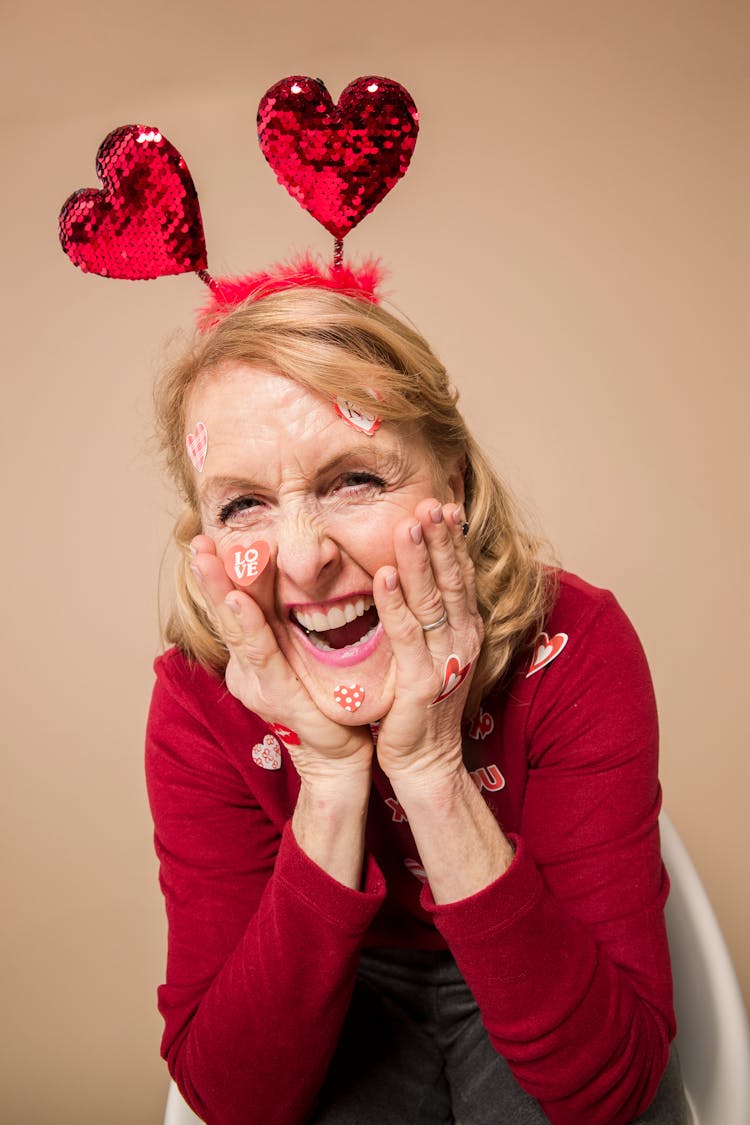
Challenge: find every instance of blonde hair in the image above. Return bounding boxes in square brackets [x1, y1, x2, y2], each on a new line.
[154, 288, 554, 710]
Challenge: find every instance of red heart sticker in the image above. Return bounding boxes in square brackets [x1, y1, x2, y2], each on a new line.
[526, 632, 568, 677]
[252, 734, 282, 770]
[334, 684, 365, 712]
[258, 76, 419, 239]
[334, 398, 381, 436]
[186, 422, 207, 472]
[268, 722, 300, 746]
[431, 654, 471, 705]
[224, 542, 271, 587]
[58, 125, 207, 279]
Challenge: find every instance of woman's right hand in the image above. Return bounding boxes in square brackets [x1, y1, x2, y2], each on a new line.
[189, 536, 374, 782]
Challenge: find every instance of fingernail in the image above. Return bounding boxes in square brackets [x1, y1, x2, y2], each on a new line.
[450, 506, 465, 527]
[188, 543, 197, 557]
[430, 504, 443, 524]
[189, 564, 204, 585]
[385, 570, 398, 591]
[410, 523, 423, 544]
[224, 595, 242, 616]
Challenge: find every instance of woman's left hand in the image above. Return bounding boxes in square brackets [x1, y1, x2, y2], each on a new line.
[372, 499, 483, 787]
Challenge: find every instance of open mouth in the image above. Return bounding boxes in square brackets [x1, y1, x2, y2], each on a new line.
[291, 595, 380, 652]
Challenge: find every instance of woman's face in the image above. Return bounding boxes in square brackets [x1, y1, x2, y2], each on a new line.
[188, 362, 464, 724]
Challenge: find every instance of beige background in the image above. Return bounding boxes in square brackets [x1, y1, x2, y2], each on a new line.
[2, 2, 747, 1121]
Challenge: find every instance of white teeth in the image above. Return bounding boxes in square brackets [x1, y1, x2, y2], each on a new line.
[293, 595, 373, 634]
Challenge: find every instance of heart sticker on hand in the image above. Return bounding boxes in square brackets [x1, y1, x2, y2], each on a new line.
[334, 684, 365, 712]
[186, 422, 208, 472]
[431, 654, 471, 706]
[224, 542, 271, 587]
[58, 125, 207, 279]
[252, 734, 282, 770]
[268, 722, 300, 746]
[526, 632, 568, 677]
[257, 76, 419, 239]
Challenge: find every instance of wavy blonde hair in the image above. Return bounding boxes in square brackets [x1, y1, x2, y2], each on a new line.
[154, 288, 554, 710]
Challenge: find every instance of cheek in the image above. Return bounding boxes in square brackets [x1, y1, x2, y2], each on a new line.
[326, 511, 399, 570]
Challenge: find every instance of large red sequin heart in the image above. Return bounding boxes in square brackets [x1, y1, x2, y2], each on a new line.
[58, 125, 207, 280]
[257, 76, 419, 240]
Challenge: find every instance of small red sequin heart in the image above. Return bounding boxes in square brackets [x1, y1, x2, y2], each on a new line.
[334, 684, 365, 712]
[252, 734, 282, 770]
[257, 76, 419, 239]
[224, 541, 271, 588]
[58, 125, 207, 280]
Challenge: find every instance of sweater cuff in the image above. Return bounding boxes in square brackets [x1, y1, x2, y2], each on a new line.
[420, 833, 545, 943]
[276, 820, 386, 935]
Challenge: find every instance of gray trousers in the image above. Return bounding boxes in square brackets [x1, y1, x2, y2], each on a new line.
[310, 947, 690, 1124]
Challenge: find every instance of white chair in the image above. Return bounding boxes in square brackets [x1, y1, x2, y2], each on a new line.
[660, 812, 750, 1124]
[164, 814, 750, 1125]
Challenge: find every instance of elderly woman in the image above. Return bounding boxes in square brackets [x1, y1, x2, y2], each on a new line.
[146, 286, 688, 1125]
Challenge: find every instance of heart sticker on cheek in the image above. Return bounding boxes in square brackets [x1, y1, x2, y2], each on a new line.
[334, 684, 365, 712]
[224, 541, 271, 587]
[186, 422, 208, 472]
[252, 734, 282, 770]
[431, 653, 471, 706]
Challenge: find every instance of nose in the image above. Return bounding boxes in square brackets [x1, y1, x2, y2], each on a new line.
[274, 506, 341, 591]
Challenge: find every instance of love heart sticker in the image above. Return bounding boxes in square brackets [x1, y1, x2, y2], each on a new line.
[431, 654, 471, 706]
[333, 397, 382, 437]
[224, 541, 271, 587]
[334, 683, 365, 712]
[268, 722, 300, 746]
[186, 422, 208, 472]
[252, 734, 282, 770]
[526, 632, 568, 677]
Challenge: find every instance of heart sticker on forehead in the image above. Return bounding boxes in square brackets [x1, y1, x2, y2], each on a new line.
[186, 422, 208, 472]
[224, 541, 271, 587]
[334, 397, 381, 437]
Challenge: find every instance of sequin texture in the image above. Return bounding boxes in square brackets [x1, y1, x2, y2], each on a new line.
[58, 125, 207, 280]
[257, 76, 419, 240]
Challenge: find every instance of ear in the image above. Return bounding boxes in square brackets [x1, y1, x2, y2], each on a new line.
[446, 455, 466, 506]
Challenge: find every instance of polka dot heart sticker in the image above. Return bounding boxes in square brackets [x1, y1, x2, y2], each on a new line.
[252, 734, 282, 770]
[224, 541, 271, 588]
[334, 683, 365, 712]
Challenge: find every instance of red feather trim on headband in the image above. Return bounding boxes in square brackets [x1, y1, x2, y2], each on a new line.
[198, 255, 385, 330]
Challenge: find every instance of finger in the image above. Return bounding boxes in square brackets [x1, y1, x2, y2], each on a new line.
[391, 514, 446, 630]
[372, 566, 437, 685]
[189, 534, 217, 557]
[444, 504, 478, 614]
[414, 499, 470, 619]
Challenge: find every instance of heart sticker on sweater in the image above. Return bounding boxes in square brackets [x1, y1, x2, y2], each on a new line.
[224, 541, 271, 587]
[431, 654, 471, 705]
[334, 684, 365, 712]
[252, 734, 282, 770]
[526, 632, 568, 677]
[186, 422, 208, 472]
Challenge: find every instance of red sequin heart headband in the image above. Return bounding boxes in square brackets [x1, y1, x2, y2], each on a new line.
[58, 75, 419, 325]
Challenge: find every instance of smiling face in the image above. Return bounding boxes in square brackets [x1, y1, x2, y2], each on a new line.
[189, 362, 463, 724]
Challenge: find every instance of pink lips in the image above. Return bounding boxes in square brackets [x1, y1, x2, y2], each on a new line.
[294, 622, 384, 667]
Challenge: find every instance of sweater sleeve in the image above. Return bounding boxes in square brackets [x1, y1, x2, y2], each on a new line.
[145, 655, 386, 1125]
[421, 587, 674, 1125]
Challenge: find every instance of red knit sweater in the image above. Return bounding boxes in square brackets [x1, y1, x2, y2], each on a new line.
[145, 571, 675, 1125]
